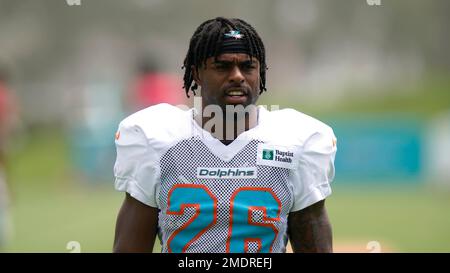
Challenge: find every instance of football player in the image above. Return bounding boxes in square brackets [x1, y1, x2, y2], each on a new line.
[113, 17, 337, 253]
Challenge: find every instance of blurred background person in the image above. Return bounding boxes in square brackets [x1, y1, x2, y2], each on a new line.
[0, 65, 19, 249]
[126, 55, 187, 113]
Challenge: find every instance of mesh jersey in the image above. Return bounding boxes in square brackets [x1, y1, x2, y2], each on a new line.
[114, 103, 337, 253]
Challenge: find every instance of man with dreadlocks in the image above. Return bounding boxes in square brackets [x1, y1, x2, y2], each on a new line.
[113, 17, 337, 253]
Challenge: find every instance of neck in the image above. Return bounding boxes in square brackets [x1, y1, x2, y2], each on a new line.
[195, 104, 258, 144]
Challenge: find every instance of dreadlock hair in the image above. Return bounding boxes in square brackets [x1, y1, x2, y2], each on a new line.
[182, 17, 268, 98]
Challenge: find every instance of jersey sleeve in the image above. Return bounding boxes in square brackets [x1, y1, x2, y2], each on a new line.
[113, 121, 160, 208]
[290, 127, 337, 212]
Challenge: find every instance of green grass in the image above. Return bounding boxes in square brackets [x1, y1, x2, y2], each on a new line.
[328, 185, 450, 252]
[6, 185, 121, 252]
[3, 130, 123, 252]
[2, 130, 450, 252]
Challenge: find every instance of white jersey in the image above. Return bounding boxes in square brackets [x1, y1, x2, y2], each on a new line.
[114, 103, 337, 253]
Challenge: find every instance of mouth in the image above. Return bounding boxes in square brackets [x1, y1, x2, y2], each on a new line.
[225, 88, 247, 97]
[224, 89, 248, 104]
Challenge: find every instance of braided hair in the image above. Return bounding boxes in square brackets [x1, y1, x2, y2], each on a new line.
[182, 17, 268, 98]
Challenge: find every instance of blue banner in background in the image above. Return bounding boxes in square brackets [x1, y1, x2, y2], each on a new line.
[328, 116, 423, 184]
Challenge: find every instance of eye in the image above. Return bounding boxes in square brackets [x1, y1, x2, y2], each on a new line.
[214, 63, 229, 70]
[242, 63, 257, 71]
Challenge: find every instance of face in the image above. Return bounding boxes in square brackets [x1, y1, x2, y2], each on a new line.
[193, 53, 261, 110]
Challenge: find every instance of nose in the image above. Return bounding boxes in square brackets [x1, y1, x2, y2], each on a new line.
[229, 66, 245, 84]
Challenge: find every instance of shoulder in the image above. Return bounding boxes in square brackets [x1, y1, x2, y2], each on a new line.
[120, 103, 187, 127]
[258, 106, 335, 146]
[117, 103, 192, 149]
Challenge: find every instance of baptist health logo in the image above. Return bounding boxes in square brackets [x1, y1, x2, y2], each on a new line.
[66, 0, 81, 6]
[262, 149, 274, 160]
[262, 149, 293, 163]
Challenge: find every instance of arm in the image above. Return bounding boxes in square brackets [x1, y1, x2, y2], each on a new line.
[287, 200, 333, 253]
[113, 193, 159, 253]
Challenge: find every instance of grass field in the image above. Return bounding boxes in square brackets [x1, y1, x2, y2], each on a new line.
[2, 130, 450, 253]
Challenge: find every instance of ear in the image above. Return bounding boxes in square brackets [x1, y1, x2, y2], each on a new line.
[191, 65, 202, 86]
